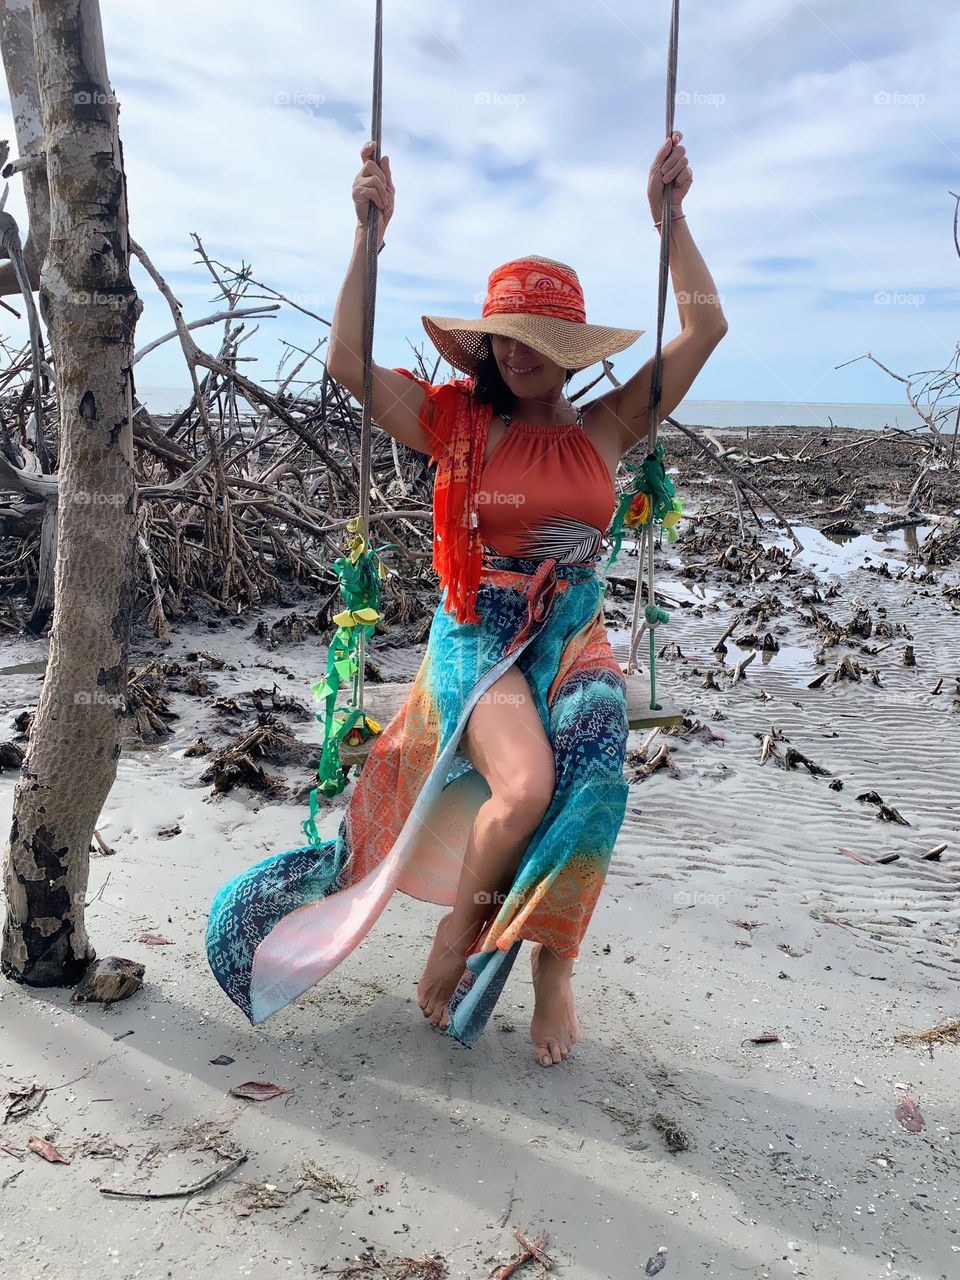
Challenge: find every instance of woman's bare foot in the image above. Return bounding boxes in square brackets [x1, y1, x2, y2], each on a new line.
[417, 911, 475, 1029]
[530, 943, 579, 1067]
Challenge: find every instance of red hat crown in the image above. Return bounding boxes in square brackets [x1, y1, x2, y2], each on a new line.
[481, 256, 586, 324]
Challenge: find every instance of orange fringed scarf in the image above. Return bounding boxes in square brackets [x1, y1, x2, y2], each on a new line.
[392, 369, 492, 624]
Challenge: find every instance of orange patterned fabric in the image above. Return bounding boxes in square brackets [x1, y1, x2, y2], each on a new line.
[482, 256, 586, 322]
[338, 671, 441, 886]
[392, 367, 491, 624]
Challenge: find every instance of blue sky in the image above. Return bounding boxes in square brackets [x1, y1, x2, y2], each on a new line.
[1, 0, 958, 413]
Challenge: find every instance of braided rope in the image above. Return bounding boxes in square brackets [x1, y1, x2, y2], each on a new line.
[363, 2, 682, 714]
[354, 0, 385, 717]
[640, 0, 681, 709]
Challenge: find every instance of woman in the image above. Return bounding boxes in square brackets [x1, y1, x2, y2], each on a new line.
[205, 133, 727, 1068]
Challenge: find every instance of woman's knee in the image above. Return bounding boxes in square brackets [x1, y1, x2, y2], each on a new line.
[488, 758, 556, 834]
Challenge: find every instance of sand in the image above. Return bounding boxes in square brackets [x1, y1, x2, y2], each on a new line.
[1, 430, 959, 1280]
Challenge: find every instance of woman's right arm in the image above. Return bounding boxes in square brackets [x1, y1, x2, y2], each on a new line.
[326, 142, 434, 456]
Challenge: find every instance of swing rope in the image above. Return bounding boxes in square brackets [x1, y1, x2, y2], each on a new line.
[602, 0, 683, 711]
[354, 0, 385, 720]
[307, 0, 684, 819]
[302, 0, 389, 826]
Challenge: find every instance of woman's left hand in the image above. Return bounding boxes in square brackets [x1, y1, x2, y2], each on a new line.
[647, 131, 692, 220]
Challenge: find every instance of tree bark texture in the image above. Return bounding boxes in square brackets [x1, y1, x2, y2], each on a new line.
[2, 0, 142, 985]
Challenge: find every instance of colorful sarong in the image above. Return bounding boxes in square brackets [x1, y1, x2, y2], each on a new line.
[205, 552, 629, 1048]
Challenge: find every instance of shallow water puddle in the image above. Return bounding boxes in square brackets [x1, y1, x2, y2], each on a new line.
[719, 638, 817, 684]
[606, 546, 723, 608]
[0, 657, 47, 677]
[768, 524, 931, 576]
[822, 522, 931, 554]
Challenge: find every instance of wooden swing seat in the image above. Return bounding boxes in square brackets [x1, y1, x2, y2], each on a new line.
[337, 665, 682, 770]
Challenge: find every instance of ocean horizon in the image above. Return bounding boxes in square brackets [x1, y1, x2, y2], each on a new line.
[134, 387, 935, 434]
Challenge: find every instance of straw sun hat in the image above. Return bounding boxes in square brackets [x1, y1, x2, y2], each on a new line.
[421, 254, 644, 378]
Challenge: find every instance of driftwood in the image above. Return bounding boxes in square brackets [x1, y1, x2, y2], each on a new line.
[491, 1229, 554, 1278]
[756, 728, 830, 776]
[99, 1152, 248, 1200]
[662, 413, 803, 548]
[625, 738, 679, 780]
[730, 650, 755, 683]
[0, 222, 444, 637]
[2, 220, 953, 646]
[69, 957, 144, 1004]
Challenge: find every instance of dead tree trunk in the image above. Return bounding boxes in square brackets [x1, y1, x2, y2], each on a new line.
[0, 0, 50, 295]
[1, 0, 142, 986]
[0, 0, 56, 622]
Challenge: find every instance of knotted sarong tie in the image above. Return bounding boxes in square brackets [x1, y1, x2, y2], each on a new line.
[503, 557, 560, 657]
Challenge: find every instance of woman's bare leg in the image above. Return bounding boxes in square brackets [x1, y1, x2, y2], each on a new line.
[417, 663, 555, 1030]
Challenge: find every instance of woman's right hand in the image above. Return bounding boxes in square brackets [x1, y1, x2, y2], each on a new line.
[352, 139, 394, 238]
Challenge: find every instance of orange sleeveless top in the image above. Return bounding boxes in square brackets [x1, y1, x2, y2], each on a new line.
[478, 407, 615, 564]
[391, 367, 615, 621]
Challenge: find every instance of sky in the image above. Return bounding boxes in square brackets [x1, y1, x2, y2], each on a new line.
[0, 0, 958, 415]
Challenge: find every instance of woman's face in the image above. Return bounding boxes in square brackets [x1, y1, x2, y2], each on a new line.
[490, 333, 563, 392]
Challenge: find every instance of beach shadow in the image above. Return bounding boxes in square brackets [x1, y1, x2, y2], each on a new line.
[2, 941, 948, 1279]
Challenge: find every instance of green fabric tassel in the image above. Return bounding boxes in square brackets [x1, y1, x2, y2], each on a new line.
[301, 522, 396, 843]
[602, 442, 684, 711]
[604, 440, 684, 571]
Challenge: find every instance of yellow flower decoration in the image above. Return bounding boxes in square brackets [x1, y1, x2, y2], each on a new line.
[624, 490, 651, 528]
[332, 606, 380, 628]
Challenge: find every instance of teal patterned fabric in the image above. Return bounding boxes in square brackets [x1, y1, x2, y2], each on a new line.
[205, 553, 629, 1048]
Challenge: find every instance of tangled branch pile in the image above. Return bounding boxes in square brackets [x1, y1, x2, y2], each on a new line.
[0, 233, 441, 638]
[3, 224, 956, 644]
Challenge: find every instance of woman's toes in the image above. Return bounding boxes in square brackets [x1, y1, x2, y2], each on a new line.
[417, 911, 472, 1030]
[534, 1039, 562, 1067]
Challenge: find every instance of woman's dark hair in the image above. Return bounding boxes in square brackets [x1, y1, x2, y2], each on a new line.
[468, 335, 576, 416]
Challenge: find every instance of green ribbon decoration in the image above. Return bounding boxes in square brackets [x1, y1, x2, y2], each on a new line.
[602, 442, 684, 711]
[604, 440, 685, 572]
[301, 520, 396, 844]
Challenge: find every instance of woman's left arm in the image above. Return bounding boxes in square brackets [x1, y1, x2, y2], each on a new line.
[584, 132, 728, 455]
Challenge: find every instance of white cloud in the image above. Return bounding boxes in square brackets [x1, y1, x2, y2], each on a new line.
[0, 0, 955, 414]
